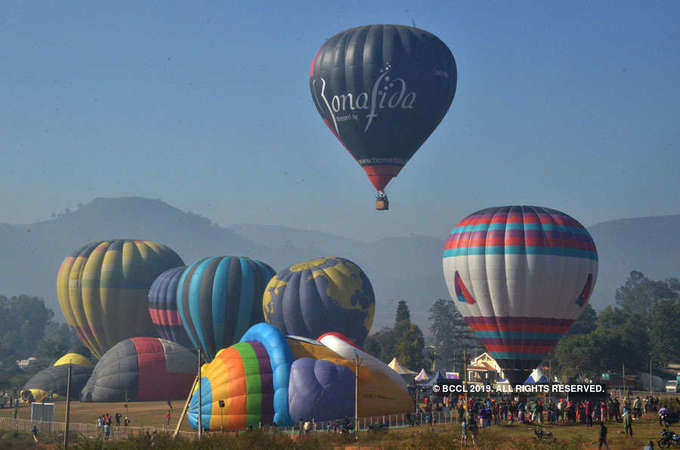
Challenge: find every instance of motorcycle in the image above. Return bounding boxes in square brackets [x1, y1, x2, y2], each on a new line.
[658, 429, 680, 448]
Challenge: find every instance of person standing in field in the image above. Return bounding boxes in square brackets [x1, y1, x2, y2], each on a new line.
[622, 408, 633, 437]
[166, 410, 172, 426]
[598, 422, 609, 449]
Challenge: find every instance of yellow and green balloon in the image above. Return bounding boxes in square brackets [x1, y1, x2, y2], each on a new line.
[57, 239, 184, 358]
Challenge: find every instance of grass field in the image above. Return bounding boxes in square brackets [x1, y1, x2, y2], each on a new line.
[0, 402, 672, 448]
[0, 399, 192, 431]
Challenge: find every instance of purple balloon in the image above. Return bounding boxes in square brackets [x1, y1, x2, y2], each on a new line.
[288, 358, 354, 422]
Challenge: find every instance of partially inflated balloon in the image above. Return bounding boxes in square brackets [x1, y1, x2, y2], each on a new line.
[188, 323, 293, 430]
[288, 358, 355, 423]
[442, 206, 598, 385]
[263, 257, 375, 345]
[148, 266, 192, 347]
[53, 352, 92, 368]
[187, 323, 410, 431]
[57, 240, 184, 358]
[22, 353, 92, 402]
[290, 333, 413, 417]
[178, 256, 276, 360]
[80, 337, 195, 402]
[310, 25, 457, 202]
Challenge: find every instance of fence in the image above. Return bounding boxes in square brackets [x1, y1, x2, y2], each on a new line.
[0, 410, 460, 441]
[280, 409, 457, 434]
[0, 417, 196, 441]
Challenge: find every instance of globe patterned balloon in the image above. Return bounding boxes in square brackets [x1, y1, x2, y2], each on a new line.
[262, 257, 375, 345]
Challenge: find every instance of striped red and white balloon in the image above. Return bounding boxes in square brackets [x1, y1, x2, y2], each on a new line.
[442, 206, 598, 385]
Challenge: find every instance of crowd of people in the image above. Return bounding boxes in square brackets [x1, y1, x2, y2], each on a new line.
[413, 391, 666, 446]
[96, 412, 130, 440]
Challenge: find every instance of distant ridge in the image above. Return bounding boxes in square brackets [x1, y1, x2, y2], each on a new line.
[1, 196, 678, 332]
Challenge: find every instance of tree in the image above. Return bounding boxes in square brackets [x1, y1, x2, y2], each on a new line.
[0, 295, 54, 365]
[364, 327, 396, 363]
[615, 271, 679, 318]
[364, 300, 425, 370]
[395, 300, 410, 324]
[567, 303, 597, 336]
[397, 323, 425, 370]
[553, 306, 649, 378]
[36, 322, 81, 361]
[428, 298, 482, 372]
[649, 299, 680, 366]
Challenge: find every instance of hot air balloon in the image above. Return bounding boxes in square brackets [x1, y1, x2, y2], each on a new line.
[57, 240, 184, 358]
[22, 353, 93, 402]
[188, 323, 293, 429]
[442, 206, 598, 386]
[288, 358, 355, 423]
[263, 257, 375, 345]
[310, 24, 457, 210]
[187, 323, 411, 430]
[178, 256, 276, 360]
[148, 266, 192, 347]
[80, 337, 195, 402]
[297, 333, 413, 417]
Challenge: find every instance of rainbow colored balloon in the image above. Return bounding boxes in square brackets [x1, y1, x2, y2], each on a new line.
[442, 206, 598, 385]
[187, 323, 411, 430]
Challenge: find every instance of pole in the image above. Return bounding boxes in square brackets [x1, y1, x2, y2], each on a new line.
[354, 351, 361, 440]
[197, 348, 202, 440]
[650, 358, 653, 395]
[463, 348, 468, 411]
[63, 363, 72, 449]
[173, 376, 198, 439]
[622, 363, 626, 398]
[549, 357, 553, 403]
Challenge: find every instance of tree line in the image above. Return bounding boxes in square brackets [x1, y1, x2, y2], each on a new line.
[365, 271, 680, 381]
[3, 269, 678, 390]
[0, 295, 81, 389]
[552, 271, 680, 379]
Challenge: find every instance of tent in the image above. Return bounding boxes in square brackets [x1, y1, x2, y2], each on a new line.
[525, 368, 548, 384]
[414, 369, 430, 382]
[425, 371, 448, 387]
[388, 358, 416, 375]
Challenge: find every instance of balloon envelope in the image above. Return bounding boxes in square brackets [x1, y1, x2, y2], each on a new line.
[310, 24, 457, 193]
[57, 240, 184, 358]
[148, 266, 192, 347]
[80, 337, 195, 402]
[263, 257, 375, 345]
[23, 353, 92, 402]
[442, 206, 598, 385]
[188, 323, 293, 430]
[178, 256, 276, 360]
[288, 358, 355, 423]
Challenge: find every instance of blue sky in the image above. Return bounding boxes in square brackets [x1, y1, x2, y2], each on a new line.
[2, 1, 679, 241]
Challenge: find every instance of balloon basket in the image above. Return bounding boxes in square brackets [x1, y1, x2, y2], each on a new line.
[376, 198, 389, 211]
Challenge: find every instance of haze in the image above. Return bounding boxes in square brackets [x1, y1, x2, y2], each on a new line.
[2, 1, 679, 241]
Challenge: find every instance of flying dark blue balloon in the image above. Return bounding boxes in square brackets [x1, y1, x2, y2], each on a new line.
[310, 25, 457, 208]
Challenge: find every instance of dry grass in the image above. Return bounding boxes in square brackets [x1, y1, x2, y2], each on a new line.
[0, 403, 670, 449]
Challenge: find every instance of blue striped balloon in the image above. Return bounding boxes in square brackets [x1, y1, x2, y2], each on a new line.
[177, 256, 276, 360]
[148, 266, 193, 348]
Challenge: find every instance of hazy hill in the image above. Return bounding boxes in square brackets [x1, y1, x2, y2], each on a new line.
[1, 197, 679, 332]
[587, 214, 680, 310]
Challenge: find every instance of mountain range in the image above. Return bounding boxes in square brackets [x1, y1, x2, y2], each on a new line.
[1, 197, 678, 333]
